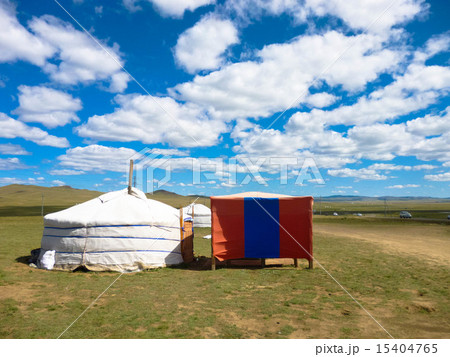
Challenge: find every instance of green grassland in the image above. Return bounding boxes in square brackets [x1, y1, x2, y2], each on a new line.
[0, 216, 449, 338]
[0, 184, 449, 338]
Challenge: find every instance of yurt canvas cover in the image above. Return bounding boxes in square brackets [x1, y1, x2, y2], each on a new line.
[211, 192, 313, 262]
[182, 203, 211, 227]
[39, 188, 183, 272]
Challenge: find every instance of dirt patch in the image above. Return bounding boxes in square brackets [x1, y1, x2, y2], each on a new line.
[0, 282, 47, 305]
[409, 301, 436, 313]
[217, 311, 286, 338]
[315, 223, 450, 267]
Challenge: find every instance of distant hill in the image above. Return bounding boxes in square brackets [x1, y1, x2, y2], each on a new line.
[147, 189, 209, 208]
[0, 184, 102, 207]
[0, 185, 209, 215]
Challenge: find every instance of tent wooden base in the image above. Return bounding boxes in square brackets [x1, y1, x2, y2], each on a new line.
[210, 256, 313, 270]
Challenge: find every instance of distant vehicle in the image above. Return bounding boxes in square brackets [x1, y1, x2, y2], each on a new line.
[448, 215, 450, 220]
[400, 211, 412, 219]
[355, 213, 363, 217]
[333, 212, 339, 216]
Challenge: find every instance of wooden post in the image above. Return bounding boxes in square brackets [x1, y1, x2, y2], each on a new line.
[261, 258, 266, 268]
[308, 259, 313, 269]
[211, 232, 216, 271]
[294, 258, 298, 268]
[179, 208, 184, 243]
[128, 159, 134, 194]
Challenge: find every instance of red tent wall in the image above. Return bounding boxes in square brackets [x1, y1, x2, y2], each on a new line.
[211, 195, 313, 262]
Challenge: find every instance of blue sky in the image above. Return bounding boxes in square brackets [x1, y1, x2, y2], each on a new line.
[0, 0, 449, 197]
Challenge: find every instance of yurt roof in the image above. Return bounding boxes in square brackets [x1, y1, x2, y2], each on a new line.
[44, 187, 179, 228]
[184, 203, 211, 215]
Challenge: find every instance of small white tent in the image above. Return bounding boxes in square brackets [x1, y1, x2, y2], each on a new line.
[182, 203, 211, 227]
[38, 188, 183, 272]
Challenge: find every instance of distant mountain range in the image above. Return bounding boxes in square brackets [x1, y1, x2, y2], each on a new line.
[0, 185, 449, 208]
[315, 195, 450, 202]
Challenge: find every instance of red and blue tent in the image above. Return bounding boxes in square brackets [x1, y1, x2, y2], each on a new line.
[211, 192, 313, 262]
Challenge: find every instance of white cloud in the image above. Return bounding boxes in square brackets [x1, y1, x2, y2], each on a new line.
[368, 163, 437, 171]
[304, 0, 425, 35]
[346, 123, 418, 161]
[146, 0, 215, 18]
[232, 58, 450, 166]
[57, 145, 137, 172]
[305, 93, 339, 108]
[14, 86, 82, 128]
[368, 163, 411, 171]
[123, 0, 214, 17]
[0, 177, 25, 185]
[0, 2, 54, 66]
[49, 169, 85, 176]
[174, 16, 238, 73]
[122, 0, 142, 12]
[225, 0, 305, 21]
[327, 168, 387, 180]
[414, 33, 450, 62]
[0, 157, 29, 170]
[225, 0, 425, 34]
[0, 113, 69, 148]
[412, 164, 437, 170]
[77, 94, 226, 147]
[173, 30, 403, 121]
[0, 143, 30, 155]
[408, 132, 450, 163]
[386, 184, 420, 189]
[291, 64, 450, 128]
[94, 6, 103, 15]
[406, 106, 450, 137]
[424, 172, 450, 182]
[29, 15, 129, 91]
[131, 148, 190, 159]
[0, 5, 129, 92]
[51, 179, 66, 186]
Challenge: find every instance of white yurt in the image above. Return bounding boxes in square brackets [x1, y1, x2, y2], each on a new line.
[182, 203, 211, 227]
[38, 187, 183, 272]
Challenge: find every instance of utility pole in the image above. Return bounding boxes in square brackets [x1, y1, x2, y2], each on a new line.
[319, 195, 322, 215]
[41, 193, 44, 216]
[128, 160, 134, 194]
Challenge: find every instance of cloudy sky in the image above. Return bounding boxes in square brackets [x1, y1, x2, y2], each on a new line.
[0, 0, 449, 197]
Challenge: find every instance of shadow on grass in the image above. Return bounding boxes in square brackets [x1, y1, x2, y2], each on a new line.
[15, 255, 31, 265]
[169, 256, 295, 271]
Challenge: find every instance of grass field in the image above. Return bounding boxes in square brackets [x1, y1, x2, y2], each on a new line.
[0, 215, 449, 338]
[0, 185, 449, 338]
